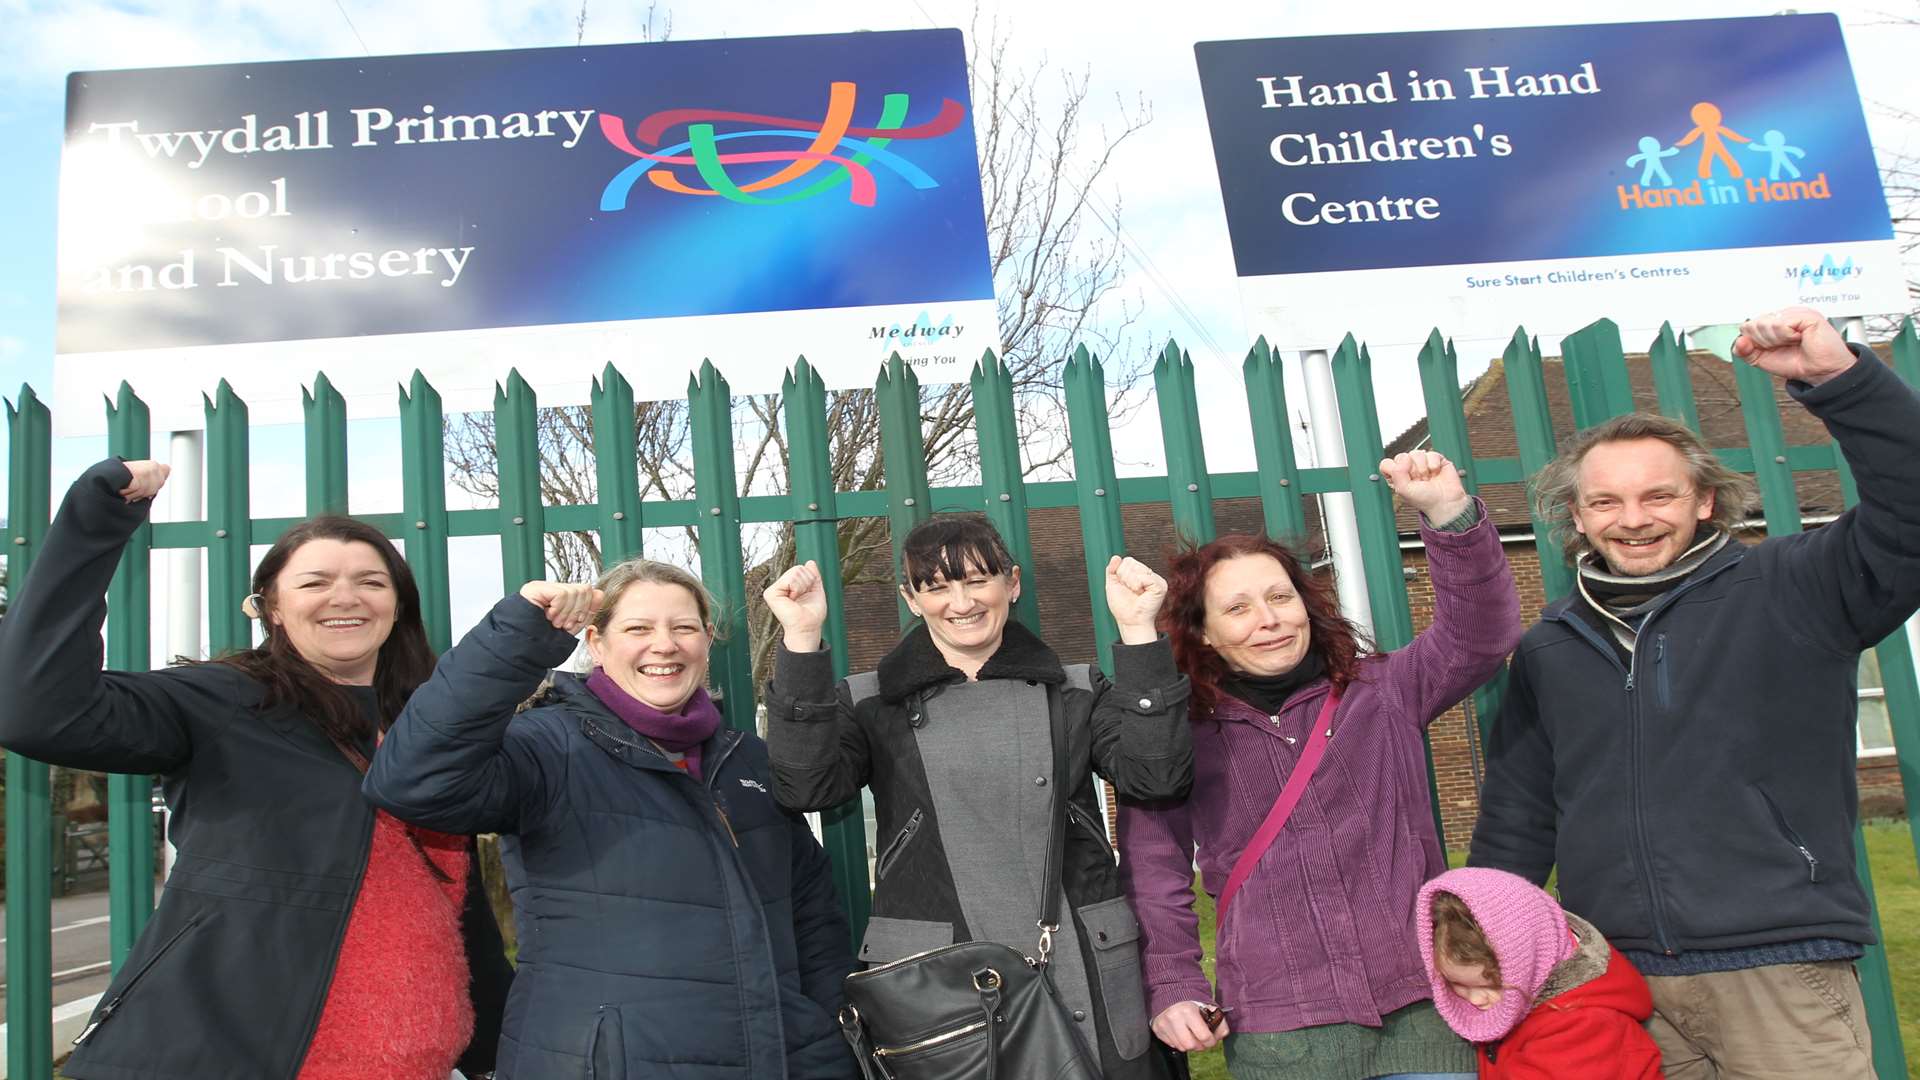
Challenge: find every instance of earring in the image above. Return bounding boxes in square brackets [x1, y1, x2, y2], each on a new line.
[240, 593, 264, 619]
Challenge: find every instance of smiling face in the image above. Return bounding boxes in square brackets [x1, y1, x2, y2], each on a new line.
[901, 560, 1020, 672]
[1200, 553, 1312, 677]
[267, 538, 399, 686]
[585, 581, 714, 713]
[1435, 953, 1505, 1012]
[1572, 438, 1716, 576]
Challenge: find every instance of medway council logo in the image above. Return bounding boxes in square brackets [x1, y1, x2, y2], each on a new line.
[596, 82, 965, 210]
[1615, 101, 1831, 211]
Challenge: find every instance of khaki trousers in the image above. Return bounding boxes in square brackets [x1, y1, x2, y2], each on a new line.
[1643, 961, 1875, 1079]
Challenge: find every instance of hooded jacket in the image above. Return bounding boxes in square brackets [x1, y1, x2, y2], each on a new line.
[364, 596, 858, 1080]
[1476, 918, 1661, 1079]
[0, 459, 510, 1080]
[1417, 867, 1662, 1078]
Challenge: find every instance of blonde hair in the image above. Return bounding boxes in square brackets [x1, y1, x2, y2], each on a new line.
[1431, 890, 1502, 985]
[591, 558, 720, 637]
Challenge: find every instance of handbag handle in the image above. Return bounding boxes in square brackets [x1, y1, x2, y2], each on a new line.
[1216, 687, 1341, 921]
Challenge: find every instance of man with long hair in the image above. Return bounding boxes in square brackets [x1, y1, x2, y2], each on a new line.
[1470, 307, 1920, 1079]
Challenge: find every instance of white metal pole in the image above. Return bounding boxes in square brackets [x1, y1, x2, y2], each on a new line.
[1300, 349, 1375, 640]
[161, 430, 203, 880]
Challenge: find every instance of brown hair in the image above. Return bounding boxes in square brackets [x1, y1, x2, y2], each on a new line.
[1531, 412, 1759, 564]
[207, 516, 434, 770]
[1158, 533, 1368, 720]
[1431, 890, 1502, 985]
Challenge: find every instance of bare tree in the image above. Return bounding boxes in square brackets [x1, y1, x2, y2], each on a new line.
[445, 18, 1154, 685]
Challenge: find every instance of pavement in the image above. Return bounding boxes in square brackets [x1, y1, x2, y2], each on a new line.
[0, 881, 160, 1016]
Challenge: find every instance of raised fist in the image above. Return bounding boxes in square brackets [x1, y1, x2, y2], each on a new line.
[1379, 450, 1471, 524]
[517, 580, 603, 633]
[119, 460, 171, 503]
[1105, 555, 1168, 645]
[764, 560, 830, 652]
[1733, 306, 1854, 386]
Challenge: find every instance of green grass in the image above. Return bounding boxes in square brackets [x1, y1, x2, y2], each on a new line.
[1181, 821, 1919, 1080]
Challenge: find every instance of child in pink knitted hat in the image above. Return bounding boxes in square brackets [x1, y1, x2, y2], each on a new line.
[1417, 867, 1664, 1078]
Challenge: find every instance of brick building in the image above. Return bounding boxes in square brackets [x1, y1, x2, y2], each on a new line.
[832, 345, 1908, 850]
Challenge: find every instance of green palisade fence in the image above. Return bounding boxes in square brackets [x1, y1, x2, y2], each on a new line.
[2, 316, 1917, 1079]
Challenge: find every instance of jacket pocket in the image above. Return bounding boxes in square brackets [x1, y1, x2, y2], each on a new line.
[72, 911, 208, 1048]
[859, 915, 954, 966]
[584, 1004, 626, 1080]
[1067, 801, 1116, 859]
[1757, 784, 1823, 883]
[1077, 896, 1150, 1060]
[875, 808, 925, 880]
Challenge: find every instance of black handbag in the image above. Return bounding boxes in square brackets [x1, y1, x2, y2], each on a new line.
[837, 686, 1104, 1080]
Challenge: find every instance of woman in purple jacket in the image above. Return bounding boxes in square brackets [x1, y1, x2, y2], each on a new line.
[1119, 450, 1522, 1080]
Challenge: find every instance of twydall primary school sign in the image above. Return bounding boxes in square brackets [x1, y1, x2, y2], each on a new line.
[1194, 15, 1907, 350]
[54, 29, 995, 435]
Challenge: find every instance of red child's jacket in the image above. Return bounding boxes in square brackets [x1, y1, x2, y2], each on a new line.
[1479, 939, 1664, 1079]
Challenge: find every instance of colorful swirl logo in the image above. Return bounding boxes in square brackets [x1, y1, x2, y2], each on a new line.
[597, 81, 966, 210]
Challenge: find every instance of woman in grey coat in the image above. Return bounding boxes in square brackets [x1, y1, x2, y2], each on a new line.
[763, 513, 1194, 1078]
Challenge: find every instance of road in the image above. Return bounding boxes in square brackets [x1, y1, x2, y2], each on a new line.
[0, 882, 160, 1016]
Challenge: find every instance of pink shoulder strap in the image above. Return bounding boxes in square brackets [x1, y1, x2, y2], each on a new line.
[1216, 688, 1341, 922]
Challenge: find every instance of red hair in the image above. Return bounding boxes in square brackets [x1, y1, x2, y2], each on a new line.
[1157, 533, 1368, 720]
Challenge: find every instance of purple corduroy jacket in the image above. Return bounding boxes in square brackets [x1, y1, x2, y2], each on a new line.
[1118, 506, 1521, 1035]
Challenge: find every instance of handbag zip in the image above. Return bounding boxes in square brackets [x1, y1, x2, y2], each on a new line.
[848, 939, 984, 979]
[872, 1018, 988, 1058]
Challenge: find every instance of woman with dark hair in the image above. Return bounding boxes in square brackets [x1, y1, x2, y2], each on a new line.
[1119, 451, 1522, 1080]
[0, 458, 510, 1080]
[763, 512, 1194, 1078]
[365, 558, 859, 1079]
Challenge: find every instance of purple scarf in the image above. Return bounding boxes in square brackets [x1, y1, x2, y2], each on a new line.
[585, 669, 722, 780]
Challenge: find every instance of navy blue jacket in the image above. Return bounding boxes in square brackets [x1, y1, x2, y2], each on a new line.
[364, 596, 857, 1079]
[1470, 348, 1920, 956]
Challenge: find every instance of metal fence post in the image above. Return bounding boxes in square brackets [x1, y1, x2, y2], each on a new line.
[1416, 331, 1506, 746]
[1502, 330, 1574, 602]
[494, 372, 547, 592]
[105, 384, 156, 969]
[5, 387, 53, 1080]
[688, 361, 755, 728]
[784, 359, 871, 945]
[303, 372, 350, 517]
[204, 382, 251, 655]
[971, 350, 1042, 634]
[876, 354, 930, 630]
[1559, 318, 1635, 429]
[1063, 346, 1127, 674]
[399, 373, 453, 654]
[1240, 337, 1308, 541]
[592, 365, 645, 565]
[1647, 323, 1704, 433]
[1156, 340, 1216, 547]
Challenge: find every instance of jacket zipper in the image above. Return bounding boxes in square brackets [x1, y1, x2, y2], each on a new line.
[1546, 558, 1739, 956]
[693, 728, 785, 1077]
[1067, 801, 1115, 858]
[72, 912, 207, 1046]
[875, 808, 925, 880]
[1757, 786, 1823, 883]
